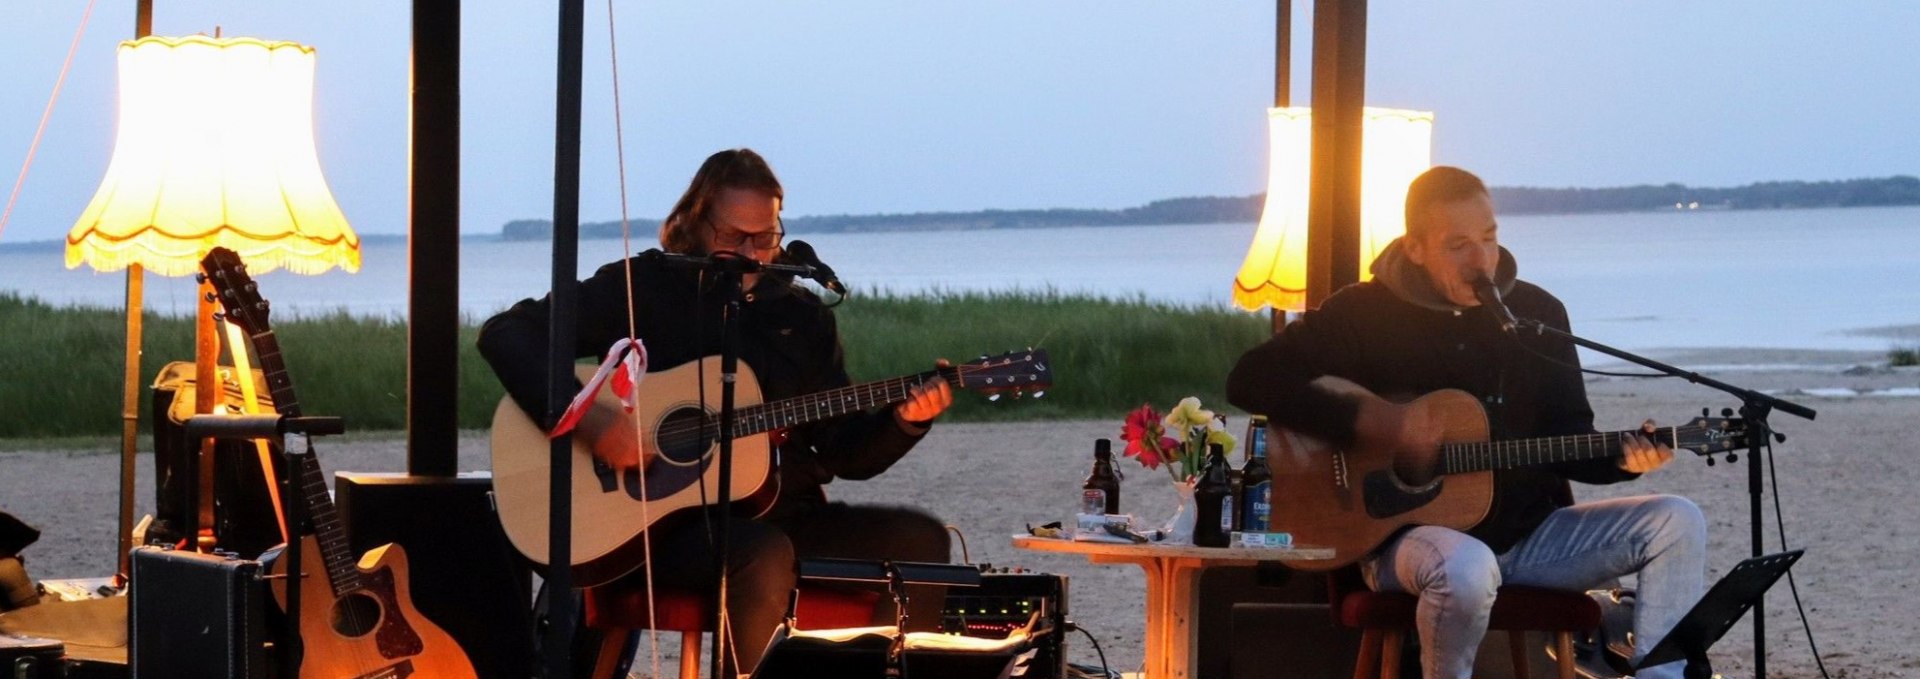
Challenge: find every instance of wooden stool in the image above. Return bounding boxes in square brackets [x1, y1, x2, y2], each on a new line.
[1334, 578, 1601, 679]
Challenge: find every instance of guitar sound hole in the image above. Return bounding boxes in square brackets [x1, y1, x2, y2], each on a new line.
[656, 406, 713, 465]
[330, 592, 384, 637]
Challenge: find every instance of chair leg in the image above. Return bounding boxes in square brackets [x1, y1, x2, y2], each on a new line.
[1554, 631, 1576, 679]
[1377, 629, 1403, 679]
[1508, 630, 1532, 679]
[679, 631, 704, 679]
[1352, 629, 1381, 679]
[589, 628, 633, 679]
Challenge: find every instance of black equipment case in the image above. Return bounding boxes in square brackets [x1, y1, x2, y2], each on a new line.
[128, 546, 271, 678]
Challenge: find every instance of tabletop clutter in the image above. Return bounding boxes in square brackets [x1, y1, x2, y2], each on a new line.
[1038, 411, 1297, 548]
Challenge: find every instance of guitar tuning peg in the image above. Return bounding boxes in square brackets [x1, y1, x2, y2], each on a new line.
[1701, 407, 1709, 417]
[211, 312, 225, 322]
[1726, 453, 1738, 463]
[987, 393, 1002, 402]
[1774, 432, 1787, 443]
[1721, 407, 1734, 417]
[194, 272, 207, 284]
[203, 292, 216, 303]
[1032, 390, 1045, 399]
[1705, 456, 1715, 467]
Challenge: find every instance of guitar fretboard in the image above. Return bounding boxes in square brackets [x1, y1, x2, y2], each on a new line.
[250, 327, 364, 597]
[1440, 427, 1688, 475]
[717, 370, 954, 438]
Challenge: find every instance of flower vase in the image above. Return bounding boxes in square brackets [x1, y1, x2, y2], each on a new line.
[1163, 479, 1198, 544]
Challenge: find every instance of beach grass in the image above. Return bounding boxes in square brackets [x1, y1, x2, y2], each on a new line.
[1890, 345, 1919, 367]
[0, 290, 1269, 439]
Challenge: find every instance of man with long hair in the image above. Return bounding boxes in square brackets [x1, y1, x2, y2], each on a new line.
[479, 148, 953, 674]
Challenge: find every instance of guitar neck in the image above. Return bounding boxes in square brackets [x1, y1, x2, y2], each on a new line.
[723, 369, 954, 438]
[1440, 426, 1682, 475]
[246, 328, 362, 595]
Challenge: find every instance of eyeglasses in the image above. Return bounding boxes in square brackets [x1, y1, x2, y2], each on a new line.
[707, 219, 784, 251]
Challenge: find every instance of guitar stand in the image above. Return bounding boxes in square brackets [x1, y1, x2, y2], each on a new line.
[1509, 316, 1814, 678]
[184, 412, 345, 679]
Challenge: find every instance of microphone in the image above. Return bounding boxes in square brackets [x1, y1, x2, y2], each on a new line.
[782, 240, 847, 297]
[1471, 276, 1519, 333]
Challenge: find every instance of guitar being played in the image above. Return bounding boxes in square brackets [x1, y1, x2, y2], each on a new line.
[1227, 166, 1710, 679]
[477, 148, 1041, 675]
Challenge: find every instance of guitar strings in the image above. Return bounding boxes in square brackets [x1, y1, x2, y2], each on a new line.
[1440, 426, 1708, 474]
[641, 362, 1011, 458]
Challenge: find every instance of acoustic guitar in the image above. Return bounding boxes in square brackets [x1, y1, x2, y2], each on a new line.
[200, 248, 477, 679]
[490, 349, 1050, 587]
[1265, 376, 1744, 571]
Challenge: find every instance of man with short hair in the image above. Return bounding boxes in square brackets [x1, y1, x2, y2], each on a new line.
[1227, 166, 1706, 679]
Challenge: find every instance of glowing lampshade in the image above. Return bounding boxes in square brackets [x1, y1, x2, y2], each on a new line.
[66, 35, 359, 276]
[1232, 106, 1432, 312]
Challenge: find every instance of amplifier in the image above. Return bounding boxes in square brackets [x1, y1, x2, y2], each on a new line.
[939, 571, 1067, 679]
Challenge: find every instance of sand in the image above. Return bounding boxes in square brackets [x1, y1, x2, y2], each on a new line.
[3, 359, 1916, 678]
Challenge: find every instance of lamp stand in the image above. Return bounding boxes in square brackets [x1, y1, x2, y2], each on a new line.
[115, 265, 143, 584]
[192, 275, 220, 551]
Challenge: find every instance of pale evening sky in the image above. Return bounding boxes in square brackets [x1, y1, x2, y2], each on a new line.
[3, 1, 1916, 242]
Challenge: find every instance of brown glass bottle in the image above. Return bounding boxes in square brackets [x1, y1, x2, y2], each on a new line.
[1081, 438, 1121, 515]
[1193, 443, 1234, 547]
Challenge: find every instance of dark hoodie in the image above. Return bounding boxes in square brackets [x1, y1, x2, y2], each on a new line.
[1226, 238, 1638, 554]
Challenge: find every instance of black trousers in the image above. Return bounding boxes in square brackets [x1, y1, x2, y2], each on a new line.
[624, 501, 951, 674]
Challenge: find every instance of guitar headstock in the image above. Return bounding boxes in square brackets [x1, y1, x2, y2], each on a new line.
[948, 348, 1051, 400]
[197, 247, 271, 335]
[1674, 415, 1747, 456]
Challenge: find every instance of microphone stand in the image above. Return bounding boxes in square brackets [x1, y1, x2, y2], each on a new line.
[651, 251, 813, 679]
[1510, 316, 1815, 679]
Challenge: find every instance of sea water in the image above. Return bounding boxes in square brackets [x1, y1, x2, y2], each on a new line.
[4, 205, 1916, 354]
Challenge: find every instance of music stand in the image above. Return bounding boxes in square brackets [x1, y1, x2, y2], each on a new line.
[1637, 549, 1804, 679]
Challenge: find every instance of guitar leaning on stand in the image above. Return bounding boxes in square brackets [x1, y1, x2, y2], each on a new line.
[490, 349, 1051, 587]
[200, 247, 477, 678]
[1263, 376, 1746, 571]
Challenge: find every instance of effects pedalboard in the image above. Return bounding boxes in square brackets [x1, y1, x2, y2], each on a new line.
[938, 567, 1068, 679]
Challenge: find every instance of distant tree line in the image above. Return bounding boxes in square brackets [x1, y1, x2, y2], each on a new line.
[499, 175, 1920, 240]
[1491, 176, 1920, 214]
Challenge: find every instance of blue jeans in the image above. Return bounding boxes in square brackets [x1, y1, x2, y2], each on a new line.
[1362, 495, 1706, 679]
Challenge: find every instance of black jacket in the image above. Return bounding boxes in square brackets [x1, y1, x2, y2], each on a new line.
[1226, 240, 1637, 553]
[477, 253, 926, 520]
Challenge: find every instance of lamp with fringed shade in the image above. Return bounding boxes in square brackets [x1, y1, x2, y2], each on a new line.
[66, 34, 359, 275]
[1232, 106, 1432, 312]
[63, 34, 359, 574]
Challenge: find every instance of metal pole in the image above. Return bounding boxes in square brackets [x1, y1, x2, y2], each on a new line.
[1306, 0, 1366, 308]
[408, 0, 461, 477]
[1270, 0, 1291, 335]
[545, 0, 586, 675]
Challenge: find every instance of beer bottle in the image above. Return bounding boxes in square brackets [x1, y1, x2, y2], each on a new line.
[1241, 415, 1273, 532]
[1081, 438, 1121, 515]
[1193, 443, 1234, 547]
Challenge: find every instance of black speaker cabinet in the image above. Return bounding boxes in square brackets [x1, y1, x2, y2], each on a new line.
[334, 472, 534, 679]
[128, 546, 270, 678]
[1199, 564, 1360, 679]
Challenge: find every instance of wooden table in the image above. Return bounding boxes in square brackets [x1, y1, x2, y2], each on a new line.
[1012, 536, 1333, 679]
